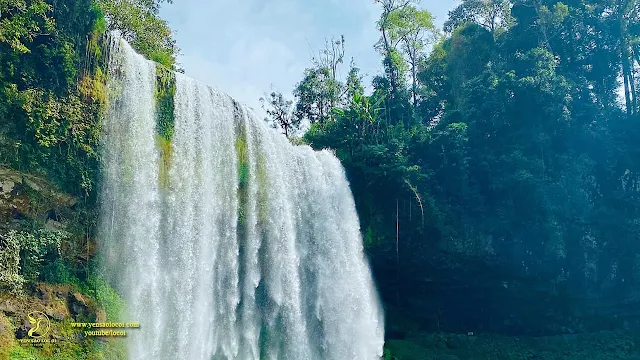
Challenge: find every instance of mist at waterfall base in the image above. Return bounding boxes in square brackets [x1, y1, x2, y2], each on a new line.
[98, 35, 384, 360]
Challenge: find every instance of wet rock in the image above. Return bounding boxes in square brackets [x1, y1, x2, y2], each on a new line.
[0, 315, 8, 334]
[15, 317, 33, 339]
[44, 219, 66, 231]
[37, 287, 52, 303]
[0, 167, 77, 227]
[95, 308, 107, 323]
[0, 300, 17, 315]
[68, 292, 90, 319]
[45, 308, 65, 321]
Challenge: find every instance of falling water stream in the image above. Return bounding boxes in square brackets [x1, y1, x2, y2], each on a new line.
[99, 35, 384, 360]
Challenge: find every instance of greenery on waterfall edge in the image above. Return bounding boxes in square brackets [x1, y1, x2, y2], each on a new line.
[1, 0, 640, 359]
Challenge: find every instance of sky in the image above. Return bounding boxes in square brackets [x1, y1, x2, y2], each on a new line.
[160, 0, 457, 117]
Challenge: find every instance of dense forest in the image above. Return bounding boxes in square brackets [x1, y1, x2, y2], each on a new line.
[1, 0, 640, 359]
[260, 0, 640, 339]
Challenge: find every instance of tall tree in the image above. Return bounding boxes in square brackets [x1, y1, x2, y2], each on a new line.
[260, 91, 299, 138]
[312, 35, 345, 90]
[374, 0, 417, 110]
[385, 5, 437, 107]
[374, 0, 418, 53]
[614, 0, 639, 115]
[293, 35, 346, 125]
[344, 60, 366, 105]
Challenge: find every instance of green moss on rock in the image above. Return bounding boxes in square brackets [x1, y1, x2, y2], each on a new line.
[155, 65, 176, 142]
[155, 65, 176, 189]
[235, 123, 249, 227]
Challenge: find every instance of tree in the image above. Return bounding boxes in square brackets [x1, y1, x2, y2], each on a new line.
[374, 0, 417, 112]
[612, 0, 639, 115]
[260, 91, 299, 138]
[444, 0, 513, 34]
[372, 49, 413, 126]
[344, 60, 366, 105]
[283, 0, 640, 336]
[385, 5, 437, 106]
[312, 35, 345, 88]
[293, 67, 338, 125]
[293, 36, 346, 125]
[0, 0, 55, 54]
[374, 0, 418, 53]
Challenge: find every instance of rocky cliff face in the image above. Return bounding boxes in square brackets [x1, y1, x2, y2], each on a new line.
[0, 168, 77, 231]
[0, 167, 120, 360]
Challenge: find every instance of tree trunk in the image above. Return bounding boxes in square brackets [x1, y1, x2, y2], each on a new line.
[622, 60, 633, 115]
[621, 14, 634, 115]
[411, 56, 418, 108]
[631, 46, 640, 114]
[396, 198, 400, 304]
[631, 62, 637, 114]
[381, 15, 399, 101]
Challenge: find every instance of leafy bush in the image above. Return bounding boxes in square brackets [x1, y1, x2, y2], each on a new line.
[98, 0, 179, 70]
[0, 231, 25, 294]
[18, 229, 69, 282]
[0, 229, 70, 293]
[0, 0, 107, 200]
[82, 276, 124, 321]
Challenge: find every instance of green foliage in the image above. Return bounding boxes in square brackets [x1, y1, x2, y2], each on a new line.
[40, 259, 78, 285]
[236, 123, 249, 227]
[444, 0, 513, 33]
[344, 63, 365, 102]
[386, 5, 435, 43]
[0, 230, 25, 294]
[383, 347, 394, 360]
[293, 67, 340, 125]
[18, 229, 69, 282]
[82, 276, 124, 321]
[260, 91, 299, 137]
[10, 346, 39, 360]
[155, 65, 176, 141]
[0, 0, 55, 54]
[154, 64, 176, 188]
[386, 5, 438, 100]
[0, 229, 69, 293]
[0, 0, 107, 200]
[97, 0, 179, 70]
[295, 0, 640, 335]
[8, 319, 126, 360]
[0, 0, 179, 198]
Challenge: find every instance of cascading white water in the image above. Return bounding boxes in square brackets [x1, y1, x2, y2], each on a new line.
[99, 35, 384, 360]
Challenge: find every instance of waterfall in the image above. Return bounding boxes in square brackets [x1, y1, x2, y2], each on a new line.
[99, 35, 384, 360]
